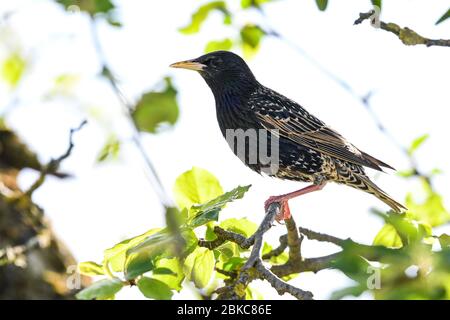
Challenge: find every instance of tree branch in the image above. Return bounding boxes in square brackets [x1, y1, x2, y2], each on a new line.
[354, 10, 450, 47]
[255, 259, 313, 300]
[201, 204, 313, 300]
[25, 120, 87, 196]
[285, 217, 303, 263]
[262, 234, 287, 260]
[298, 227, 346, 246]
[271, 252, 341, 277]
[198, 202, 402, 299]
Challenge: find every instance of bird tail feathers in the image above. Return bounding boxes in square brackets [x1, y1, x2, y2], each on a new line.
[348, 175, 407, 213]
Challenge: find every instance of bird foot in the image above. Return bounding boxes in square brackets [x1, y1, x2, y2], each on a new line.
[264, 196, 291, 223]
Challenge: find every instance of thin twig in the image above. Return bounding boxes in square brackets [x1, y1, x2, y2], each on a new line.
[255, 259, 313, 300]
[299, 227, 346, 246]
[262, 234, 287, 260]
[355, 10, 450, 47]
[201, 204, 401, 299]
[25, 120, 87, 196]
[215, 268, 238, 278]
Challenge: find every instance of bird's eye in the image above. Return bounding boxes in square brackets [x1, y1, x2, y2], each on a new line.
[203, 57, 214, 66]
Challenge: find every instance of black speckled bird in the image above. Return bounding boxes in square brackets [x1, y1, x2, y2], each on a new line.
[171, 51, 406, 221]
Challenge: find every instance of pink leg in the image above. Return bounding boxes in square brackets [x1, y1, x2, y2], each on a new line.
[265, 182, 327, 222]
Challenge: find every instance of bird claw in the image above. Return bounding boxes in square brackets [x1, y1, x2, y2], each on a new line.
[264, 196, 282, 211]
[264, 196, 291, 223]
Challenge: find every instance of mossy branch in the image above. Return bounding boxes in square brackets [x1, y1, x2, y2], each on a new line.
[354, 10, 450, 47]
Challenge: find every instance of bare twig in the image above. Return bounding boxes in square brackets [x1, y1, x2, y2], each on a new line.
[200, 204, 401, 299]
[355, 10, 450, 47]
[198, 225, 255, 249]
[285, 217, 303, 263]
[262, 234, 287, 260]
[266, 220, 342, 277]
[206, 203, 316, 300]
[299, 227, 346, 246]
[255, 259, 313, 300]
[271, 252, 341, 277]
[240, 202, 279, 269]
[25, 120, 87, 196]
[215, 268, 238, 278]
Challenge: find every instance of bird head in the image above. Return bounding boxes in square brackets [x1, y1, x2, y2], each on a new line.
[170, 51, 257, 95]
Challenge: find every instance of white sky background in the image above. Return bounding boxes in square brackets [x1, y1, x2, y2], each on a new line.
[1, 0, 449, 299]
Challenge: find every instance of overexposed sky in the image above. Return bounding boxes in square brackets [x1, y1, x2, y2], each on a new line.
[1, 0, 449, 299]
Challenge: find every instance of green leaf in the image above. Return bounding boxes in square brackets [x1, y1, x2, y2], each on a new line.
[188, 209, 219, 229]
[241, 0, 272, 9]
[124, 231, 173, 279]
[96, 135, 120, 162]
[245, 285, 264, 300]
[408, 134, 429, 155]
[181, 228, 199, 255]
[105, 15, 122, 27]
[331, 285, 366, 300]
[397, 169, 415, 178]
[220, 218, 257, 237]
[436, 8, 450, 25]
[262, 242, 272, 256]
[371, 0, 382, 10]
[332, 254, 372, 284]
[77, 261, 105, 276]
[405, 187, 450, 227]
[378, 212, 432, 245]
[262, 241, 289, 264]
[56, 0, 115, 16]
[205, 39, 233, 53]
[188, 185, 251, 228]
[104, 228, 161, 272]
[438, 234, 450, 248]
[152, 268, 176, 275]
[315, 0, 328, 11]
[373, 224, 403, 248]
[123, 228, 197, 280]
[430, 168, 443, 177]
[179, 1, 231, 34]
[184, 247, 215, 288]
[50, 73, 80, 96]
[56, 0, 121, 27]
[137, 277, 173, 300]
[152, 258, 185, 291]
[173, 167, 223, 210]
[132, 77, 179, 133]
[222, 257, 246, 272]
[124, 251, 156, 280]
[270, 251, 289, 265]
[76, 278, 123, 300]
[215, 242, 240, 261]
[1, 53, 26, 87]
[240, 24, 266, 57]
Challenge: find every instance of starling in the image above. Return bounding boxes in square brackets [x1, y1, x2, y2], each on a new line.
[170, 51, 406, 221]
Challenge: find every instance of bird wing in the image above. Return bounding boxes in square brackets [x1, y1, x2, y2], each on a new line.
[251, 89, 394, 171]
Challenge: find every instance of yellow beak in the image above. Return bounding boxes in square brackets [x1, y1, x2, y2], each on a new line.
[169, 60, 206, 71]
